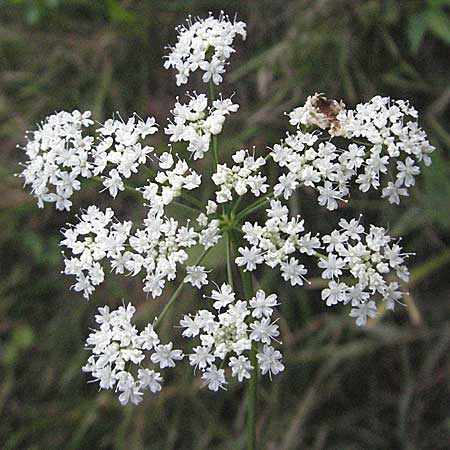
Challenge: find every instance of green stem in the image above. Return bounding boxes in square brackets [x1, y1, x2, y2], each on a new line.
[92, 175, 200, 213]
[209, 80, 219, 169]
[238, 266, 257, 450]
[248, 342, 257, 450]
[230, 196, 243, 215]
[153, 247, 211, 329]
[171, 201, 199, 214]
[225, 232, 234, 289]
[236, 192, 275, 222]
[142, 165, 157, 177]
[181, 191, 204, 210]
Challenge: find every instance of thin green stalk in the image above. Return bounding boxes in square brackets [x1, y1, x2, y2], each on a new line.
[236, 192, 275, 222]
[171, 201, 199, 214]
[230, 196, 243, 215]
[154, 247, 210, 329]
[225, 232, 234, 289]
[209, 79, 215, 102]
[92, 175, 199, 213]
[141, 165, 157, 177]
[248, 342, 257, 450]
[92, 175, 139, 196]
[238, 266, 257, 450]
[181, 191, 204, 210]
[209, 80, 219, 168]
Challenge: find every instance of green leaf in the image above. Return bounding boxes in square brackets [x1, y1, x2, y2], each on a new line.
[25, 4, 41, 25]
[408, 13, 427, 53]
[427, 0, 450, 8]
[425, 9, 450, 46]
[421, 153, 450, 228]
[2, 325, 35, 366]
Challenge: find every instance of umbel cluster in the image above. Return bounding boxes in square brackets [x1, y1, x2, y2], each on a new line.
[19, 13, 434, 405]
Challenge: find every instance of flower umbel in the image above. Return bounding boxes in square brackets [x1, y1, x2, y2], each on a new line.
[180, 286, 284, 390]
[18, 13, 435, 428]
[83, 303, 183, 405]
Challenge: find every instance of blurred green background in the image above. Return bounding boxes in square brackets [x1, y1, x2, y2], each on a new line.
[1, 1, 449, 449]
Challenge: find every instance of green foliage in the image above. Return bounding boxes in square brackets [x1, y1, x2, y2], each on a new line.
[2, 324, 34, 367]
[408, 0, 450, 53]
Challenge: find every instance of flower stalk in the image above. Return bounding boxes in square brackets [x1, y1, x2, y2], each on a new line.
[238, 253, 257, 450]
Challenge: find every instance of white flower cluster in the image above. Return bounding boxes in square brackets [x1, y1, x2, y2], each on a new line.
[61, 206, 131, 299]
[19, 111, 93, 210]
[270, 131, 350, 210]
[128, 206, 221, 297]
[83, 303, 183, 405]
[125, 213, 196, 298]
[164, 12, 246, 86]
[96, 115, 158, 197]
[337, 96, 434, 204]
[212, 149, 268, 203]
[196, 212, 222, 250]
[319, 217, 410, 326]
[288, 93, 345, 136]
[61, 205, 221, 300]
[19, 12, 436, 408]
[165, 93, 238, 160]
[273, 95, 435, 209]
[237, 199, 320, 285]
[180, 285, 284, 390]
[20, 110, 158, 210]
[140, 151, 201, 215]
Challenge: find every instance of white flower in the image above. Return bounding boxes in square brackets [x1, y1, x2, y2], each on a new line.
[202, 364, 227, 391]
[229, 355, 253, 382]
[151, 343, 184, 369]
[349, 301, 377, 326]
[184, 265, 209, 288]
[280, 258, 308, 286]
[249, 290, 278, 318]
[180, 315, 201, 338]
[317, 182, 344, 211]
[61, 206, 131, 299]
[235, 246, 263, 271]
[317, 219, 410, 324]
[139, 324, 160, 350]
[117, 375, 143, 406]
[270, 95, 434, 210]
[211, 283, 235, 310]
[321, 281, 348, 306]
[212, 150, 267, 203]
[200, 57, 225, 84]
[382, 180, 409, 205]
[138, 368, 163, 393]
[20, 13, 433, 411]
[103, 168, 125, 198]
[181, 286, 283, 385]
[189, 345, 215, 371]
[249, 318, 280, 344]
[274, 172, 298, 200]
[257, 345, 285, 378]
[206, 200, 217, 214]
[318, 254, 345, 279]
[165, 93, 238, 160]
[158, 152, 174, 169]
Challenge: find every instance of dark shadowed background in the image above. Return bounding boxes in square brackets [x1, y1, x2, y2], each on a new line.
[1, 1, 449, 449]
